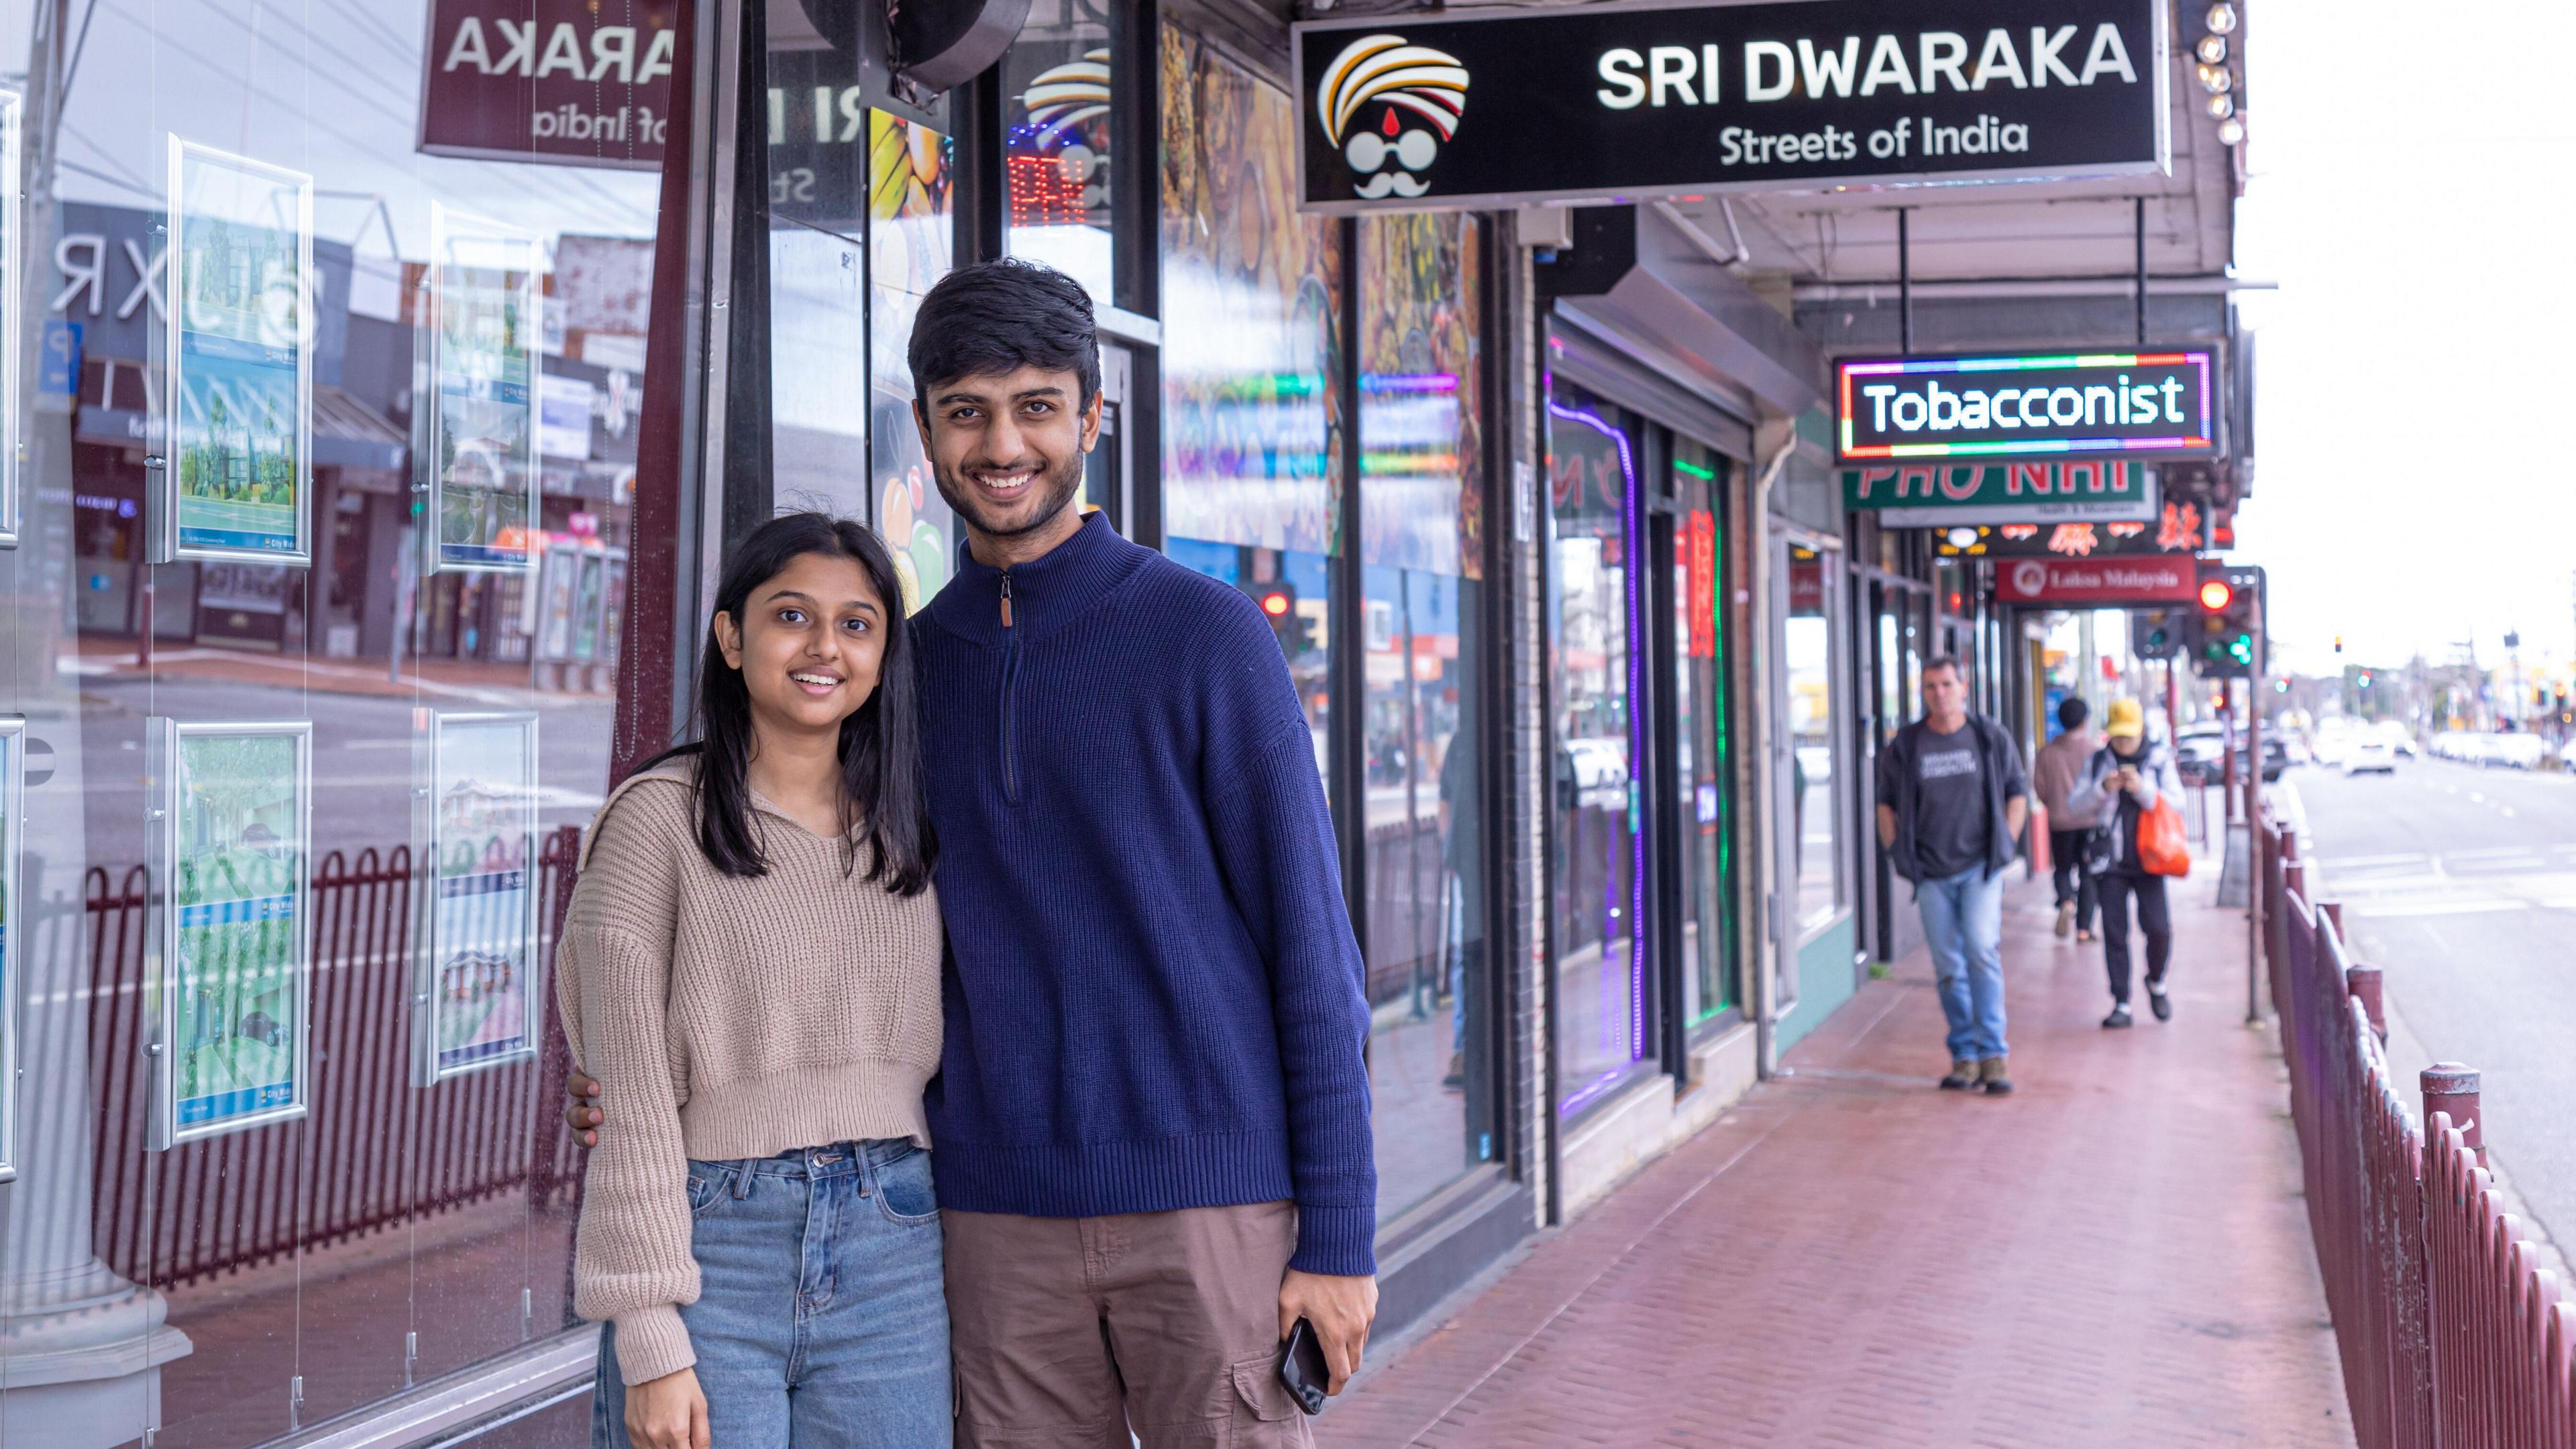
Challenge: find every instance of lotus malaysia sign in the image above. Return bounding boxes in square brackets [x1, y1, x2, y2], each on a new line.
[1292, 0, 2167, 214]
[1995, 555, 2197, 606]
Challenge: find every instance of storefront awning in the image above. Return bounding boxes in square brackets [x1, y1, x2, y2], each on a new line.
[1548, 205, 1825, 445]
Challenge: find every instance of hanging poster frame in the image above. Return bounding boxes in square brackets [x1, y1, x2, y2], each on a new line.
[0, 90, 22, 548]
[0, 719, 22, 1182]
[413, 710, 542, 1085]
[150, 718, 315, 1148]
[154, 138, 315, 566]
[423, 203, 543, 575]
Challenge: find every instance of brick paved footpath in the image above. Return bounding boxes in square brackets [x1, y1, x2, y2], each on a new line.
[1321, 872, 2353, 1448]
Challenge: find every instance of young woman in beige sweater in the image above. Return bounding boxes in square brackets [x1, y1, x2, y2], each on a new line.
[557, 513, 947, 1449]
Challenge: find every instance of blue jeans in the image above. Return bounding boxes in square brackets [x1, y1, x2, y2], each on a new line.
[592, 1140, 951, 1449]
[1917, 865, 2008, 1061]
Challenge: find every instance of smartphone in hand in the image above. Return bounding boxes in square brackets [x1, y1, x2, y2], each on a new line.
[1278, 1318, 1330, 1416]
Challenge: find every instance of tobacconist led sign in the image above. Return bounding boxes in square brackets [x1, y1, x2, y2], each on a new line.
[1835, 348, 2219, 464]
[1291, 0, 2167, 213]
[419, 0, 682, 170]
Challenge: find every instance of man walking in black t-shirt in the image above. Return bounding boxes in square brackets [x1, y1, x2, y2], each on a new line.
[1875, 657, 2031, 1095]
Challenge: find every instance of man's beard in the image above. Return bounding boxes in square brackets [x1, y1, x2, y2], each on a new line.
[929, 449, 1086, 541]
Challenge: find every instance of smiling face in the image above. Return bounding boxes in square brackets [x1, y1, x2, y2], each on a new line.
[1347, 107, 1440, 199]
[713, 550, 888, 745]
[914, 363, 1102, 559]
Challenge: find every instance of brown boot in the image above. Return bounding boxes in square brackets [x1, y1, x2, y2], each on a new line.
[1979, 1056, 2015, 1095]
[1939, 1058, 1979, 1091]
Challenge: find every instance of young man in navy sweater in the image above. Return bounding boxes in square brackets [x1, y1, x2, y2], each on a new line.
[569, 260, 1376, 1444]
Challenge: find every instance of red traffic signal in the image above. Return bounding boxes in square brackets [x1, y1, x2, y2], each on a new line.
[1258, 590, 1292, 618]
[2198, 579, 2234, 612]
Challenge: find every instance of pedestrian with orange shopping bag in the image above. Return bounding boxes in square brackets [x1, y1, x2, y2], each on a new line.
[2067, 698, 2189, 1028]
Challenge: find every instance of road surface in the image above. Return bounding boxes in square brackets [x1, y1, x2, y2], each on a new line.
[2294, 753, 2576, 1260]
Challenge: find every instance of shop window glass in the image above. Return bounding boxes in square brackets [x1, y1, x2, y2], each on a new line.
[1787, 546, 1848, 931]
[1159, 25, 1343, 788]
[1356, 214, 1489, 1220]
[1004, 1, 1116, 306]
[9, 3, 671, 1444]
[1672, 444, 1735, 1022]
[1547, 382, 1648, 1114]
[867, 112, 960, 613]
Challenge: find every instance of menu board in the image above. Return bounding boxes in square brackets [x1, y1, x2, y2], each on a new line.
[160, 140, 313, 564]
[416, 712, 540, 1083]
[153, 720, 312, 1146]
[426, 203, 541, 572]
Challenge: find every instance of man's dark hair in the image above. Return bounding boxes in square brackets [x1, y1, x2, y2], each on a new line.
[907, 258, 1101, 407]
[1923, 655, 1964, 680]
[2057, 696, 2090, 731]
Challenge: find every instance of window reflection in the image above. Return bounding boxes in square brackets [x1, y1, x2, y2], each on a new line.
[1547, 384, 1646, 1114]
[1005, 1, 1116, 305]
[1672, 447, 1735, 1023]
[1358, 214, 1489, 1220]
[1786, 547, 1846, 932]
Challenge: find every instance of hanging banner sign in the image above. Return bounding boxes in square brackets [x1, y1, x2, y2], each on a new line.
[425, 204, 542, 573]
[1994, 553, 2196, 606]
[1938, 498, 2208, 559]
[416, 712, 541, 1084]
[1836, 347, 2218, 462]
[418, 0, 680, 170]
[1293, 0, 2167, 214]
[152, 720, 313, 1148]
[160, 141, 313, 566]
[1844, 460, 2158, 527]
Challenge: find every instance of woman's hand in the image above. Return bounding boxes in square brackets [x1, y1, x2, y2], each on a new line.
[626, 1365, 710, 1449]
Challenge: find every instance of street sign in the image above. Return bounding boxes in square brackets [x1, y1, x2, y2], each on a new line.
[1846, 460, 2157, 525]
[1994, 554, 2196, 606]
[1291, 0, 2170, 215]
[1837, 347, 2218, 462]
[1936, 500, 2207, 557]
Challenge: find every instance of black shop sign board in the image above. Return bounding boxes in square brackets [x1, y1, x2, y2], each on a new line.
[1292, 0, 2168, 215]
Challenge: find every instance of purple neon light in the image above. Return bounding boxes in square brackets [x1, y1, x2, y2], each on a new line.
[1547, 396, 1648, 1077]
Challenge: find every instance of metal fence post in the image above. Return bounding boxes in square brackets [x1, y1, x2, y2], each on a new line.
[2422, 1063, 2482, 1166]
[2347, 963, 2387, 1044]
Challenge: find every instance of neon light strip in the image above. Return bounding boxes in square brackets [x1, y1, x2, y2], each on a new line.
[1547, 396, 1648, 1072]
[1672, 458, 1717, 481]
[1841, 350, 2207, 375]
[1358, 372, 1460, 394]
[1843, 435, 2212, 460]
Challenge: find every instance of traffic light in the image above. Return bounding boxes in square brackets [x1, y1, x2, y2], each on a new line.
[1254, 584, 1313, 657]
[2130, 608, 2183, 660]
[2195, 564, 2261, 680]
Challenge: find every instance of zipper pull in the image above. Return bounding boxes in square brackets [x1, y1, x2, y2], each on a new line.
[999, 571, 1014, 629]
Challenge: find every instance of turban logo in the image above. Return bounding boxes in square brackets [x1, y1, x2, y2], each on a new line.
[1314, 34, 1468, 199]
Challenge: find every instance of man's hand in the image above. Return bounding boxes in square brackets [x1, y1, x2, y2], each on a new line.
[626, 1365, 710, 1449]
[2004, 794, 2029, 839]
[1875, 803, 1898, 851]
[566, 1072, 603, 1147]
[1279, 1269, 1377, 1395]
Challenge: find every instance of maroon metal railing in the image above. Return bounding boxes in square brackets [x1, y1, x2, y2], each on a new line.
[85, 824, 586, 1288]
[2264, 814, 2576, 1446]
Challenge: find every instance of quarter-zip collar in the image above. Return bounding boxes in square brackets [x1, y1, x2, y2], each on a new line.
[930, 510, 1140, 647]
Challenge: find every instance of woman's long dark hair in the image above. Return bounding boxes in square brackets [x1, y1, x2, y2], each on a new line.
[637, 513, 935, 894]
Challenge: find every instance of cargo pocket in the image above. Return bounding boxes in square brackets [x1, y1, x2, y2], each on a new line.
[1228, 1355, 1306, 1446]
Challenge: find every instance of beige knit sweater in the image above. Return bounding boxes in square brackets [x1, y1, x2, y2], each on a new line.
[556, 760, 943, 1386]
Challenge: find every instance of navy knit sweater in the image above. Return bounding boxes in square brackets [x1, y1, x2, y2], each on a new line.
[914, 513, 1378, 1276]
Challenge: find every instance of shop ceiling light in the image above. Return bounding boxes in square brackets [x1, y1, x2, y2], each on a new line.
[2196, 35, 2229, 64]
[2217, 117, 2247, 146]
[2198, 64, 2233, 94]
[2205, 3, 2239, 34]
[2207, 94, 2236, 120]
[1945, 527, 1980, 548]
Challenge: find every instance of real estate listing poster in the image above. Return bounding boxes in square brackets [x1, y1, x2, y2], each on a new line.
[416, 712, 540, 1084]
[427, 203, 542, 573]
[0, 720, 21, 1181]
[162, 140, 313, 564]
[154, 720, 313, 1146]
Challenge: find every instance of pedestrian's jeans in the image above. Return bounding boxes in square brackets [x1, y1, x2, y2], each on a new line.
[2047, 827, 2098, 932]
[1917, 864, 2008, 1061]
[592, 1140, 950, 1449]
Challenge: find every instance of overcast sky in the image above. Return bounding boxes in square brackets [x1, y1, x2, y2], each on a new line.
[2229, 0, 2576, 678]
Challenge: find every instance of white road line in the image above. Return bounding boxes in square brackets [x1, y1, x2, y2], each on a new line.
[2317, 853, 2435, 870]
[2354, 899, 2529, 918]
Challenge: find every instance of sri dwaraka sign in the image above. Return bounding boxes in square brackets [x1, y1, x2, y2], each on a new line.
[1994, 555, 2196, 606]
[1292, 0, 2167, 214]
[419, 0, 680, 170]
[1836, 348, 2218, 462]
